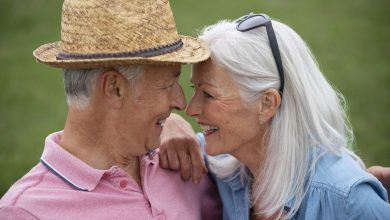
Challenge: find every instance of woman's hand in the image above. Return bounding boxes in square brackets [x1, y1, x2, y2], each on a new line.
[159, 113, 207, 184]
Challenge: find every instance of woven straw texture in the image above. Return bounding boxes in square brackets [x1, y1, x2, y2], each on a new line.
[33, 0, 210, 69]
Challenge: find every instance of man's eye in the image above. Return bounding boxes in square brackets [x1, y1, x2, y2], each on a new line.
[163, 84, 174, 89]
[203, 91, 213, 98]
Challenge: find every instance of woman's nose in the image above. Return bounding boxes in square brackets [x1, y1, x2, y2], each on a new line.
[186, 94, 200, 117]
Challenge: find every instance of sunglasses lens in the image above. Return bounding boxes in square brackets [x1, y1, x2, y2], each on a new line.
[237, 15, 269, 31]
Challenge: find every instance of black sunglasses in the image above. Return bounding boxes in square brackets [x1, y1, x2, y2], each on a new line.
[236, 13, 284, 96]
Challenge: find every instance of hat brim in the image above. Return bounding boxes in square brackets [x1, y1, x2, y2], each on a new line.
[33, 36, 209, 69]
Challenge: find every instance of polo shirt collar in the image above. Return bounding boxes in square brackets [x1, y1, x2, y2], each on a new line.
[40, 131, 109, 192]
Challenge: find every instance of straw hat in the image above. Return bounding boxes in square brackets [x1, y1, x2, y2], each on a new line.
[33, 0, 210, 69]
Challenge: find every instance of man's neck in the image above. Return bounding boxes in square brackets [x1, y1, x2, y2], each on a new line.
[59, 108, 142, 186]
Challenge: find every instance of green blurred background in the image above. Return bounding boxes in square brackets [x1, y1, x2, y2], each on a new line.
[0, 0, 389, 196]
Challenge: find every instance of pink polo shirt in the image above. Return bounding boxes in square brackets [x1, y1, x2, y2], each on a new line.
[0, 131, 221, 220]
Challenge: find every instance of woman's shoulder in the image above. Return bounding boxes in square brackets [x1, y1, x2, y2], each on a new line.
[293, 152, 390, 219]
[311, 152, 386, 199]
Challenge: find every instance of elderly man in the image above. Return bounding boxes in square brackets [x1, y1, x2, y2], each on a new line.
[0, 0, 221, 219]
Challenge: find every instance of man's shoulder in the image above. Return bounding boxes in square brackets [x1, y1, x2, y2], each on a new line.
[144, 155, 222, 219]
[151, 154, 218, 196]
[0, 163, 51, 207]
[0, 206, 39, 220]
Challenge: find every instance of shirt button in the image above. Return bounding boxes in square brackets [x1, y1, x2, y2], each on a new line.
[146, 150, 157, 160]
[120, 180, 128, 188]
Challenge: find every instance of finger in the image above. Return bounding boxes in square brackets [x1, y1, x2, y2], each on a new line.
[178, 148, 192, 181]
[188, 142, 206, 184]
[167, 146, 180, 171]
[368, 166, 384, 179]
[368, 166, 390, 182]
[367, 166, 383, 172]
[158, 149, 170, 169]
[203, 164, 208, 173]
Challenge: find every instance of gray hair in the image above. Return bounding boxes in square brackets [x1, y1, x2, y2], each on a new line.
[62, 65, 143, 109]
[200, 20, 360, 219]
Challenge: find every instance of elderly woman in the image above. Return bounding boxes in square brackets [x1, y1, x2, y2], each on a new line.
[160, 13, 390, 219]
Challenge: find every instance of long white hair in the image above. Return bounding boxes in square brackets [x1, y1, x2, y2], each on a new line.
[199, 19, 361, 219]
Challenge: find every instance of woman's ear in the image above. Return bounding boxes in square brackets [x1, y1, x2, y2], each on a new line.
[257, 88, 281, 124]
[100, 70, 128, 109]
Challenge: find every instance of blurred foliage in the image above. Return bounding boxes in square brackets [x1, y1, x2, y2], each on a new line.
[0, 0, 389, 196]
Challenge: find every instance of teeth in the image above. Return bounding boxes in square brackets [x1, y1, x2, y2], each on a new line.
[200, 125, 219, 133]
[157, 119, 166, 126]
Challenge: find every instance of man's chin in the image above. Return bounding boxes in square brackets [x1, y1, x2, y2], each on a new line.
[145, 142, 160, 153]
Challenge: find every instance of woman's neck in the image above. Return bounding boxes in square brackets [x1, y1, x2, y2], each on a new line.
[230, 137, 266, 176]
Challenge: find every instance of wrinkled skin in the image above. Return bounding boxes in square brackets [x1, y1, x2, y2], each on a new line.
[160, 114, 390, 198]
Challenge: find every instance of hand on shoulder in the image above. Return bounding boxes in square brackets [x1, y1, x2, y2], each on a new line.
[159, 113, 207, 184]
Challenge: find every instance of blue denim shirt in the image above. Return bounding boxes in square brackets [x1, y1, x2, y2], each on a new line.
[197, 133, 390, 220]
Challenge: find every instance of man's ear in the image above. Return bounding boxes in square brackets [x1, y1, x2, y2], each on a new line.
[100, 70, 128, 109]
[257, 88, 281, 124]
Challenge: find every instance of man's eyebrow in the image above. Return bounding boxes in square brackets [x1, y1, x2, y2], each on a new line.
[164, 71, 180, 83]
[188, 78, 217, 88]
[174, 71, 181, 78]
[199, 81, 217, 88]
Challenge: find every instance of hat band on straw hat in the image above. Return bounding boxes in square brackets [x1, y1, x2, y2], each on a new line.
[56, 39, 183, 60]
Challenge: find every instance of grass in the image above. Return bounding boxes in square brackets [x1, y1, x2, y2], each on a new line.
[0, 0, 389, 197]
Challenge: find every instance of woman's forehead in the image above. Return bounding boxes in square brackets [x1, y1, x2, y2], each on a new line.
[192, 59, 215, 80]
[192, 60, 239, 92]
[192, 60, 225, 81]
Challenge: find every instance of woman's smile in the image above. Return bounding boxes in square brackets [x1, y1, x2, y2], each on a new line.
[199, 123, 220, 136]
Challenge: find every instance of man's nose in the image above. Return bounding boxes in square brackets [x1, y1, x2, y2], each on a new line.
[170, 83, 186, 111]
